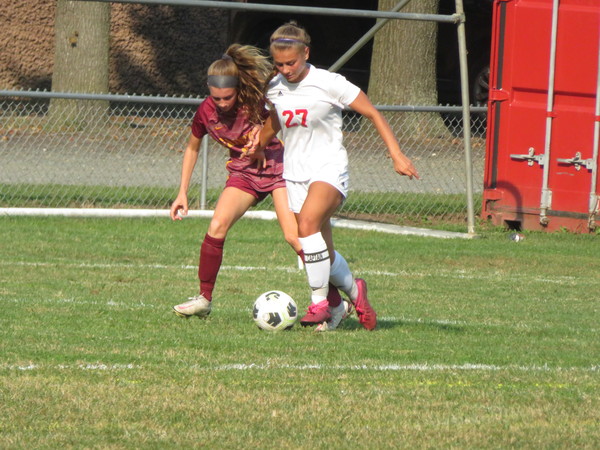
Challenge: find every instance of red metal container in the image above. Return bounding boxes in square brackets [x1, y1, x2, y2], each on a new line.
[483, 0, 600, 232]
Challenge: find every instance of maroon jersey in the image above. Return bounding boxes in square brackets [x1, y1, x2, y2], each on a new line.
[191, 98, 284, 186]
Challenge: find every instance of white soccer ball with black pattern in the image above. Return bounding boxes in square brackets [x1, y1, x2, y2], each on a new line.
[253, 290, 298, 331]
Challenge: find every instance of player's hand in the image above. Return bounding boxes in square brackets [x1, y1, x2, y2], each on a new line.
[248, 147, 267, 169]
[243, 125, 262, 156]
[170, 194, 188, 220]
[393, 154, 420, 180]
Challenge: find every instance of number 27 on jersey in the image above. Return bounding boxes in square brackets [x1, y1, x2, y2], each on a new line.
[282, 109, 308, 128]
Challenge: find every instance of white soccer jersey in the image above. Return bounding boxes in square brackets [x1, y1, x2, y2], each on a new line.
[267, 65, 361, 182]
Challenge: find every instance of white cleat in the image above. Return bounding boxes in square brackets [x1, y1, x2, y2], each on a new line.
[316, 301, 353, 332]
[173, 295, 211, 319]
[315, 321, 331, 332]
[342, 300, 353, 319]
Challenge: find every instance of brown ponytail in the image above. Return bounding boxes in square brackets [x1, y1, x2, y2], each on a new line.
[208, 44, 272, 125]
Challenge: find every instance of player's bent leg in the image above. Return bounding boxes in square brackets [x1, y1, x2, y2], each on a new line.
[296, 182, 341, 326]
[329, 250, 357, 299]
[208, 186, 257, 238]
[198, 234, 224, 302]
[272, 187, 301, 253]
[296, 181, 341, 238]
[298, 231, 331, 325]
[176, 186, 256, 317]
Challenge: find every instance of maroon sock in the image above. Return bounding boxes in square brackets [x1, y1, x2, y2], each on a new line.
[198, 234, 225, 301]
[327, 283, 342, 307]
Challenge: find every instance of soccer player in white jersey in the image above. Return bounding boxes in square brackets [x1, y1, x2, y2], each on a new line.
[257, 21, 419, 331]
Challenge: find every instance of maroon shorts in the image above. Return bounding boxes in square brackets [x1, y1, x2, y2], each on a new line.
[225, 172, 286, 202]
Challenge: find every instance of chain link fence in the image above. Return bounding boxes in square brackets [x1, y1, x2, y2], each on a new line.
[0, 91, 486, 227]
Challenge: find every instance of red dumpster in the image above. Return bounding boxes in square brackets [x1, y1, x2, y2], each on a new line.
[483, 0, 600, 232]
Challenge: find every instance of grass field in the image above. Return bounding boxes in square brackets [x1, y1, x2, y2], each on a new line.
[1, 216, 598, 448]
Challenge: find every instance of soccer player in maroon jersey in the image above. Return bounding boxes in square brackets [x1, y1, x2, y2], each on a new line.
[170, 44, 343, 319]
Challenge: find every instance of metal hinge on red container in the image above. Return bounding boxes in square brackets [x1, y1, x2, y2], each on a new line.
[510, 147, 545, 166]
[489, 89, 509, 102]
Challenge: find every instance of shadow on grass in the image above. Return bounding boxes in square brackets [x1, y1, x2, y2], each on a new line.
[339, 317, 467, 332]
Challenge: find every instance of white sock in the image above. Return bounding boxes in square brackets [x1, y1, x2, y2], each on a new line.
[330, 250, 358, 301]
[298, 232, 330, 304]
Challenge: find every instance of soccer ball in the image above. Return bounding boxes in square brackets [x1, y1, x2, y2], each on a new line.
[253, 290, 298, 331]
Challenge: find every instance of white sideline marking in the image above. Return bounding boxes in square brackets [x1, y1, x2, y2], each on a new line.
[202, 363, 600, 373]
[4, 297, 158, 309]
[0, 260, 592, 285]
[3, 363, 140, 371]
[1, 208, 475, 239]
[2, 362, 598, 373]
[3, 260, 296, 273]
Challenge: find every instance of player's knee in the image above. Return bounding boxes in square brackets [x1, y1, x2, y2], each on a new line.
[207, 217, 230, 239]
[296, 216, 320, 237]
[284, 233, 299, 250]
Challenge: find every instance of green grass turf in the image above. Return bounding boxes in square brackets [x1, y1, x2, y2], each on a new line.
[0, 216, 598, 448]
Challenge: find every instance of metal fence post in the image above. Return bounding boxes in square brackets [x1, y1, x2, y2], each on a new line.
[455, 0, 476, 235]
[200, 136, 208, 210]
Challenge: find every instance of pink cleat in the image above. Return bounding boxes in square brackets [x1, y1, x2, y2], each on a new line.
[300, 300, 331, 327]
[353, 279, 377, 330]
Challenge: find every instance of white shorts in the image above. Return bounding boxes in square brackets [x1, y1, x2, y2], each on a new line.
[286, 165, 349, 213]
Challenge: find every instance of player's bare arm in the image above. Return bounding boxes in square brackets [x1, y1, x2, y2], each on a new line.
[349, 91, 420, 180]
[170, 134, 201, 220]
[259, 109, 281, 149]
[248, 110, 282, 169]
